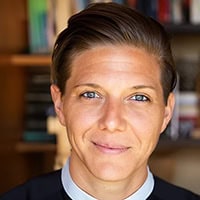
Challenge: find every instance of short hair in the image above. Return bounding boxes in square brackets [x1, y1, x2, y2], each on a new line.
[51, 2, 177, 103]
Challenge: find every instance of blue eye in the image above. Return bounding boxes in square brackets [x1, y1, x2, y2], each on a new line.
[80, 91, 100, 99]
[131, 94, 149, 102]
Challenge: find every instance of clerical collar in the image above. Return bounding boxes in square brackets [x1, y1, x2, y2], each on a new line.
[61, 158, 154, 200]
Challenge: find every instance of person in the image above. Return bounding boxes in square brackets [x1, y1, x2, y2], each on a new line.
[1, 2, 199, 200]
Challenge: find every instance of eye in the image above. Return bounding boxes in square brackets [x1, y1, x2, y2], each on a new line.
[130, 94, 150, 102]
[80, 91, 100, 99]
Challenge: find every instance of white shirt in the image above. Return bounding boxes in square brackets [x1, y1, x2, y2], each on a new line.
[61, 158, 154, 200]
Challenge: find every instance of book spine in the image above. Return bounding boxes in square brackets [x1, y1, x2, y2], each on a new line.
[158, 0, 171, 24]
[171, 0, 184, 24]
[23, 69, 55, 143]
[28, 0, 50, 53]
[190, 0, 200, 24]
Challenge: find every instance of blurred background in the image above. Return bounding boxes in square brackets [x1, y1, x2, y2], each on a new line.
[0, 0, 199, 195]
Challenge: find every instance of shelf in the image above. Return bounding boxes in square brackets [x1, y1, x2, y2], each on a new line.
[0, 54, 51, 67]
[165, 24, 200, 34]
[16, 142, 56, 153]
[155, 139, 200, 153]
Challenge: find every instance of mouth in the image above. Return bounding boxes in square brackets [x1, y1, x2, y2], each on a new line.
[92, 142, 130, 154]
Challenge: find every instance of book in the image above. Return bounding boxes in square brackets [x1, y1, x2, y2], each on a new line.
[28, 0, 50, 53]
[176, 58, 200, 91]
[158, 0, 170, 23]
[190, 0, 200, 24]
[23, 67, 55, 143]
[178, 92, 199, 138]
[171, 0, 184, 24]
[23, 131, 56, 143]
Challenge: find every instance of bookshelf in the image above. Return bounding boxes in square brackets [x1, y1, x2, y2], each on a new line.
[0, 0, 200, 195]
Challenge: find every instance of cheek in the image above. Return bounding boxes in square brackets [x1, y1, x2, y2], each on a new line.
[64, 104, 100, 139]
[127, 106, 165, 138]
[127, 108, 165, 159]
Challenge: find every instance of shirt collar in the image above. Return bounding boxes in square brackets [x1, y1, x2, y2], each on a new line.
[61, 158, 154, 200]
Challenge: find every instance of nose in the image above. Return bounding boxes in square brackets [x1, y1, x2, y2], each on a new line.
[98, 98, 126, 132]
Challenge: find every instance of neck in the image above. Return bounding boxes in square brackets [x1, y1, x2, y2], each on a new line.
[69, 155, 148, 200]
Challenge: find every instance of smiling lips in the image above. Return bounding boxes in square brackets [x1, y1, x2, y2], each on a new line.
[93, 142, 130, 154]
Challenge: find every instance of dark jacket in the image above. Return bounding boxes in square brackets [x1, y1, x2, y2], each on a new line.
[0, 170, 199, 200]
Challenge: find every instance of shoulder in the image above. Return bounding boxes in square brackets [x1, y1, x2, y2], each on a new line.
[26, 169, 62, 190]
[0, 170, 67, 200]
[151, 176, 200, 200]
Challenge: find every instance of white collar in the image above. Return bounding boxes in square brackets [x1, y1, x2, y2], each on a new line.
[61, 158, 154, 200]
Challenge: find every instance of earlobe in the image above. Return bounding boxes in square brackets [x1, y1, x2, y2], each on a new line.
[50, 84, 66, 126]
[161, 93, 175, 133]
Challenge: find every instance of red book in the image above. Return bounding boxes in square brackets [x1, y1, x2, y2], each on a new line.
[158, 0, 170, 23]
[126, 0, 137, 8]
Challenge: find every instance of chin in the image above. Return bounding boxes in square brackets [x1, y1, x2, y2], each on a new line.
[91, 162, 133, 182]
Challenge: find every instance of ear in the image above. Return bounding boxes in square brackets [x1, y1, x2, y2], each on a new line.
[160, 93, 175, 133]
[50, 84, 66, 126]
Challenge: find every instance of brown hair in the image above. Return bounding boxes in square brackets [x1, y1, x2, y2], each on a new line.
[51, 2, 177, 103]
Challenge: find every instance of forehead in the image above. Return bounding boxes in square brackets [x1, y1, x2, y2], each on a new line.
[69, 45, 161, 83]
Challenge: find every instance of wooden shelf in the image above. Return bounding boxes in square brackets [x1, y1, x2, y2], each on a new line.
[16, 142, 56, 153]
[0, 54, 51, 67]
[165, 24, 200, 34]
[155, 139, 200, 153]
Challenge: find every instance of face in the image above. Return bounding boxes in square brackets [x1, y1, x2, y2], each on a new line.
[51, 45, 174, 184]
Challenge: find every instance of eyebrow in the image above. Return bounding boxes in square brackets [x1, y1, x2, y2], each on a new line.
[74, 83, 156, 91]
[131, 85, 156, 90]
[74, 83, 101, 89]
